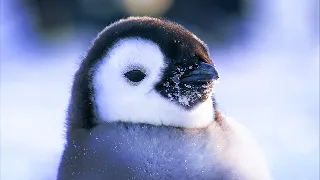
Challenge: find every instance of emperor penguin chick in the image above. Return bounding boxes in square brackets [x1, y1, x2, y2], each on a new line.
[57, 17, 272, 180]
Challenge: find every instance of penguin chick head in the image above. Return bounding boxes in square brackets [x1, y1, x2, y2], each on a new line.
[87, 17, 219, 128]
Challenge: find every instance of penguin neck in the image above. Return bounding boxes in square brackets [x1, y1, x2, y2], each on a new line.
[96, 95, 215, 129]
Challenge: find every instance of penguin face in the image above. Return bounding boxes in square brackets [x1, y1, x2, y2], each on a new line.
[90, 17, 219, 128]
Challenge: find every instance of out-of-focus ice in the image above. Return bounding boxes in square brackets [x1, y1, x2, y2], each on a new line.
[213, 1, 319, 179]
[0, 0, 319, 180]
[0, 52, 78, 180]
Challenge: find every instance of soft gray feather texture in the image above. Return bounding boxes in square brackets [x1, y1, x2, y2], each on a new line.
[58, 122, 241, 180]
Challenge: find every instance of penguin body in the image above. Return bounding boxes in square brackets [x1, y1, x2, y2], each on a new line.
[57, 17, 271, 180]
[59, 122, 237, 180]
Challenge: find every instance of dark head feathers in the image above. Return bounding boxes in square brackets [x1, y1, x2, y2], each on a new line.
[66, 16, 213, 137]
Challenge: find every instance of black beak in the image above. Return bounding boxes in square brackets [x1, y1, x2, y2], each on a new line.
[180, 62, 219, 83]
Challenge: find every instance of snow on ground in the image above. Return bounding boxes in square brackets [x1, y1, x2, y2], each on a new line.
[0, 54, 77, 180]
[214, 46, 319, 180]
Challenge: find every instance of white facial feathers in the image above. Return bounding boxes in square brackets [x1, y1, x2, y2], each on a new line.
[93, 37, 214, 128]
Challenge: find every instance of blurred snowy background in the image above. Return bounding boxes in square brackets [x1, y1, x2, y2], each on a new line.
[0, 0, 319, 179]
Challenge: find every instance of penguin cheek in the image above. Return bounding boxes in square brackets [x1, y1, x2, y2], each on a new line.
[179, 83, 212, 107]
[155, 80, 212, 109]
[198, 82, 214, 102]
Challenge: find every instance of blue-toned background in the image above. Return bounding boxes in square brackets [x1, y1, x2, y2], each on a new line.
[0, 0, 319, 179]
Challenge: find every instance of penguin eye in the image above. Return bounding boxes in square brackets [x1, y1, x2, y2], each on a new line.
[124, 69, 146, 83]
